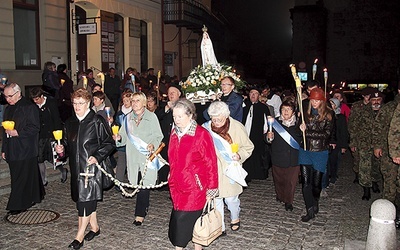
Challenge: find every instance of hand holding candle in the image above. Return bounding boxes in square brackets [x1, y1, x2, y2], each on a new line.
[53, 130, 63, 145]
[267, 116, 275, 142]
[2, 121, 15, 138]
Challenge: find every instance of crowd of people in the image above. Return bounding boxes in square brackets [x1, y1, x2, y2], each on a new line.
[1, 61, 400, 249]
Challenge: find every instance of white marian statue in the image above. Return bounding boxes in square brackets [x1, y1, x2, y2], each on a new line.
[201, 25, 218, 67]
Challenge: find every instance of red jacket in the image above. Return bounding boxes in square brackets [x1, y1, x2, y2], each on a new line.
[168, 125, 218, 211]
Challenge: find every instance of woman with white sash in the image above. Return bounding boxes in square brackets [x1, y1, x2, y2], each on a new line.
[266, 100, 302, 211]
[115, 92, 163, 225]
[204, 101, 254, 234]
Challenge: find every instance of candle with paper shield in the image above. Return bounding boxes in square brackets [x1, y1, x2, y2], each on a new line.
[267, 116, 274, 142]
[98, 72, 105, 89]
[231, 143, 239, 153]
[104, 107, 111, 126]
[60, 79, 65, 85]
[312, 59, 318, 80]
[1, 77, 7, 85]
[2, 121, 15, 130]
[83, 76, 88, 89]
[53, 130, 63, 145]
[130, 74, 136, 92]
[111, 125, 119, 135]
[324, 68, 328, 97]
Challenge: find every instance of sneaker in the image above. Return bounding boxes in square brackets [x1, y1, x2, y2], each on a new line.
[321, 189, 328, 197]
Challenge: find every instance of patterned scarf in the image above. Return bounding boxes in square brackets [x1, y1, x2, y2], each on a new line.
[211, 118, 233, 144]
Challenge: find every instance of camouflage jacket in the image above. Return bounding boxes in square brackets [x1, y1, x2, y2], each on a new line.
[372, 95, 400, 151]
[348, 100, 366, 142]
[388, 100, 400, 158]
[349, 103, 378, 150]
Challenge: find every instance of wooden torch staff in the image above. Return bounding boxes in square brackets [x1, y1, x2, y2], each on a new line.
[149, 142, 166, 161]
[290, 64, 306, 149]
[156, 70, 161, 106]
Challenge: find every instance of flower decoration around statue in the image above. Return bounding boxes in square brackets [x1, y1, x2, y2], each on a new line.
[180, 25, 246, 102]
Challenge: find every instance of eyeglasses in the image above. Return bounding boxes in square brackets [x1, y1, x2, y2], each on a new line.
[72, 102, 87, 106]
[211, 117, 227, 124]
[221, 83, 233, 87]
[5, 91, 19, 99]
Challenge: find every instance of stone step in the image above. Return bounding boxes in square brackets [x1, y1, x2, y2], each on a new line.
[0, 161, 67, 196]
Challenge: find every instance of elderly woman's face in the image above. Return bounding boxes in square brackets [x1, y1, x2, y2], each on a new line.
[73, 97, 90, 116]
[122, 96, 132, 108]
[281, 106, 294, 120]
[211, 115, 228, 128]
[131, 96, 145, 113]
[173, 107, 192, 129]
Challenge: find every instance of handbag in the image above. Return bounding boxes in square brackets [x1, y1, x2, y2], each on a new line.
[224, 161, 248, 187]
[192, 198, 222, 246]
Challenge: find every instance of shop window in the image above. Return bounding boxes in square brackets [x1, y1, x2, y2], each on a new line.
[13, 0, 40, 69]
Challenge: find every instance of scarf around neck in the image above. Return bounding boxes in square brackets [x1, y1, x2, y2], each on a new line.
[211, 117, 232, 144]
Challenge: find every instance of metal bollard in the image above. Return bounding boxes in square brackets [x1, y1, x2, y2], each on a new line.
[366, 199, 397, 250]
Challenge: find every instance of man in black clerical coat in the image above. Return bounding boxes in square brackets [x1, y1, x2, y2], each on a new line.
[242, 87, 271, 181]
[2, 83, 44, 215]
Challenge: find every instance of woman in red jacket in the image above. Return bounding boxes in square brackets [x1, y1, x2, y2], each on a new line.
[168, 99, 219, 250]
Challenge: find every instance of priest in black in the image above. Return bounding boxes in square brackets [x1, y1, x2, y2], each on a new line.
[242, 87, 271, 181]
[2, 83, 44, 215]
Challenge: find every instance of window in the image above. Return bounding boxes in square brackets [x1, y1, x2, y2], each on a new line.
[13, 0, 40, 69]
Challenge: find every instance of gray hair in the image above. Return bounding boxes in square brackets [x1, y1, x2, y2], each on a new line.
[5, 82, 21, 93]
[207, 101, 230, 117]
[172, 98, 197, 120]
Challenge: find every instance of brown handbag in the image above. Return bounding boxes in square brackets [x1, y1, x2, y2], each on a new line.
[192, 198, 222, 246]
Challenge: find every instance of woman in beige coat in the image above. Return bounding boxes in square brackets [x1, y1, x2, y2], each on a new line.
[203, 101, 254, 235]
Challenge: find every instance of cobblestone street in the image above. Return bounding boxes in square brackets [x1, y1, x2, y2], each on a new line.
[0, 152, 398, 249]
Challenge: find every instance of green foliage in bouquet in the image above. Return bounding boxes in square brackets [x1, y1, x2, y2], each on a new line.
[180, 64, 246, 94]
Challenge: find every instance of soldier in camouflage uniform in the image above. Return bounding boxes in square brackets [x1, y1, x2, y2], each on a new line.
[373, 85, 400, 204]
[348, 87, 376, 183]
[388, 92, 400, 228]
[349, 89, 383, 200]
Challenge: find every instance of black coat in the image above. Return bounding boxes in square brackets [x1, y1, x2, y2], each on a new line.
[269, 119, 302, 168]
[63, 110, 115, 202]
[37, 97, 62, 139]
[155, 106, 173, 161]
[2, 97, 40, 161]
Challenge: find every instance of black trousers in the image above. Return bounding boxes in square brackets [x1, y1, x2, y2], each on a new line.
[301, 165, 323, 210]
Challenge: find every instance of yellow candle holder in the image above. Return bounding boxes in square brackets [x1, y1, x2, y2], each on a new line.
[231, 143, 239, 153]
[111, 125, 119, 135]
[53, 130, 63, 145]
[2, 121, 15, 130]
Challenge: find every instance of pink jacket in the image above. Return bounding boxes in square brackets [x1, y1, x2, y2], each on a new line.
[168, 125, 218, 211]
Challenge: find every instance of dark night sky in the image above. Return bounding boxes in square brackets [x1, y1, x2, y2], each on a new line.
[218, 0, 295, 83]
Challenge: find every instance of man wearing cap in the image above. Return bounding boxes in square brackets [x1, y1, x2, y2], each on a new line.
[242, 87, 271, 181]
[155, 83, 182, 190]
[349, 88, 383, 200]
[348, 86, 375, 183]
[373, 84, 400, 210]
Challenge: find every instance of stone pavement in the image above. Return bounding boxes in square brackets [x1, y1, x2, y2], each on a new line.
[0, 152, 398, 250]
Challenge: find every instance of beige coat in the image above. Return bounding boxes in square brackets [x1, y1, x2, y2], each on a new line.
[215, 117, 254, 198]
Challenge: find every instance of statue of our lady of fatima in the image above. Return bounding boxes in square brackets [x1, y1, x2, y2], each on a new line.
[201, 25, 218, 67]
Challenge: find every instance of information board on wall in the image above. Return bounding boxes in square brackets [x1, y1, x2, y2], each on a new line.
[100, 11, 115, 71]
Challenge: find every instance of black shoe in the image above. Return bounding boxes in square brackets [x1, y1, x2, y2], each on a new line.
[43, 181, 48, 187]
[371, 182, 380, 193]
[353, 173, 359, 184]
[8, 210, 25, 215]
[61, 169, 68, 183]
[68, 239, 83, 249]
[133, 220, 142, 226]
[301, 208, 315, 222]
[362, 187, 371, 200]
[220, 231, 227, 236]
[84, 229, 100, 241]
[285, 203, 293, 211]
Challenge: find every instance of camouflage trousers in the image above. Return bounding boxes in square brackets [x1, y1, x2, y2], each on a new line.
[358, 149, 381, 187]
[351, 150, 359, 173]
[380, 151, 400, 203]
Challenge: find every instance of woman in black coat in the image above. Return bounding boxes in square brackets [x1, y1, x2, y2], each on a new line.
[55, 88, 115, 249]
[266, 100, 302, 211]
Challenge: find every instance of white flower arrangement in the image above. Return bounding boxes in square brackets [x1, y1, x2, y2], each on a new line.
[180, 63, 246, 100]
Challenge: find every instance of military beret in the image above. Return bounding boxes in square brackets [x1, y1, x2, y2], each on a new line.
[361, 87, 376, 96]
[370, 89, 385, 99]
